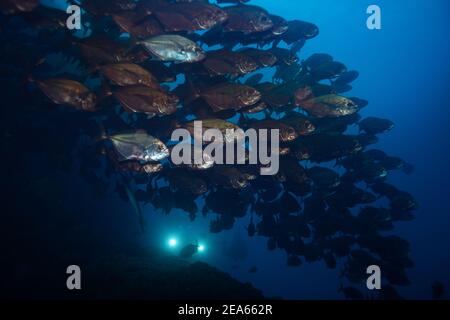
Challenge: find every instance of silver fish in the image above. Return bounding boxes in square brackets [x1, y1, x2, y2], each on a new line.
[106, 131, 170, 162]
[139, 35, 205, 63]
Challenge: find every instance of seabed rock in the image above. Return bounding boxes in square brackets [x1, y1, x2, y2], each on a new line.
[84, 255, 265, 299]
[3, 252, 264, 300]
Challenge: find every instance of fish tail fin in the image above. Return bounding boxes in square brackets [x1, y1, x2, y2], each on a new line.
[95, 122, 109, 143]
[22, 75, 35, 98]
[170, 118, 183, 131]
[237, 113, 249, 128]
[97, 80, 113, 103]
[128, 34, 143, 47]
[183, 76, 201, 105]
[121, 40, 142, 60]
[87, 65, 100, 74]
[34, 56, 46, 67]
[20, 73, 37, 100]
[101, 80, 113, 96]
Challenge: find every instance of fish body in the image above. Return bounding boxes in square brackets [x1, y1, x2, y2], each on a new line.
[249, 120, 298, 142]
[139, 35, 205, 63]
[282, 20, 319, 44]
[239, 48, 277, 67]
[184, 119, 245, 144]
[200, 83, 261, 112]
[154, 2, 228, 32]
[282, 113, 316, 136]
[114, 85, 178, 116]
[168, 171, 208, 196]
[83, 0, 137, 16]
[223, 5, 273, 34]
[0, 0, 38, 14]
[112, 12, 164, 38]
[311, 61, 347, 81]
[301, 94, 359, 118]
[280, 158, 309, 185]
[99, 63, 161, 89]
[359, 117, 395, 135]
[35, 78, 98, 112]
[204, 50, 259, 76]
[210, 166, 249, 189]
[118, 161, 164, 174]
[105, 131, 170, 163]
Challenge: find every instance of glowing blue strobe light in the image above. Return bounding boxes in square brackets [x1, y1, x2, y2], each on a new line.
[168, 238, 177, 247]
[198, 244, 205, 252]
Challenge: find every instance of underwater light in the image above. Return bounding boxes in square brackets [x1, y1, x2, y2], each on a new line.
[198, 244, 205, 252]
[168, 238, 178, 247]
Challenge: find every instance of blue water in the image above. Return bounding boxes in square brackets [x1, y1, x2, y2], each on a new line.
[148, 0, 450, 299]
